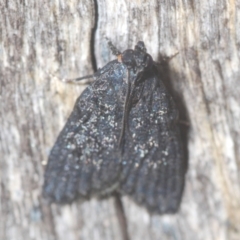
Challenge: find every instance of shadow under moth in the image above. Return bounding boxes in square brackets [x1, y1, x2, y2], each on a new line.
[43, 41, 186, 214]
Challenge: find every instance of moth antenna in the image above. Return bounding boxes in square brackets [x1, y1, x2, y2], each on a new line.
[106, 38, 121, 56]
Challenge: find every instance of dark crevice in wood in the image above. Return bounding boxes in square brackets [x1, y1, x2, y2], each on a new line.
[114, 193, 130, 240]
[90, 0, 99, 72]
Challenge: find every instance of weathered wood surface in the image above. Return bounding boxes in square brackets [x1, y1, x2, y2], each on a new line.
[1, 0, 240, 240]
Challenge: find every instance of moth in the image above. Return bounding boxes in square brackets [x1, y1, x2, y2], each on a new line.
[43, 41, 186, 214]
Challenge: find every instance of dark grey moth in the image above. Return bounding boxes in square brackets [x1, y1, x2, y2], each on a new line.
[43, 41, 186, 214]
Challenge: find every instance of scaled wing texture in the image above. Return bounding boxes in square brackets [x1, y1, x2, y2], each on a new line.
[43, 42, 185, 214]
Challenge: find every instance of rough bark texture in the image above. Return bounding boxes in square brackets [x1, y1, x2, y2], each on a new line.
[1, 0, 240, 240]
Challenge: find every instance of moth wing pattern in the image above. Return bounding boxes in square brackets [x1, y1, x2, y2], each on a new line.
[118, 68, 185, 213]
[43, 61, 127, 203]
[43, 41, 186, 213]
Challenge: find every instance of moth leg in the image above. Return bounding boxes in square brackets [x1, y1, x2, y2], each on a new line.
[155, 51, 179, 66]
[63, 74, 95, 84]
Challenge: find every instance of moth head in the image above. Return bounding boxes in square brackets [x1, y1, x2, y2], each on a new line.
[119, 41, 153, 73]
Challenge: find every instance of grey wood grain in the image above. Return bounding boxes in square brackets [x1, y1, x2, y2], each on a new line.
[1, 0, 240, 240]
